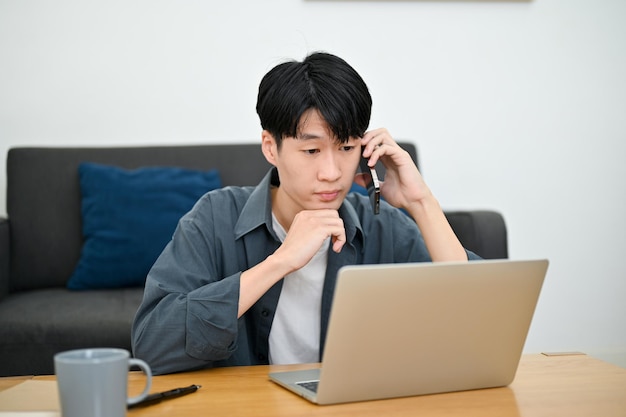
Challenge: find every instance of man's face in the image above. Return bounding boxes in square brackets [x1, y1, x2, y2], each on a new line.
[263, 108, 361, 226]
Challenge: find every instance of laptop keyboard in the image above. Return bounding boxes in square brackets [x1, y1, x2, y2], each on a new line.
[296, 380, 319, 393]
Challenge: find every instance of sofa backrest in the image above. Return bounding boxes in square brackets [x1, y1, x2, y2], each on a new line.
[6, 142, 417, 292]
[6, 144, 271, 292]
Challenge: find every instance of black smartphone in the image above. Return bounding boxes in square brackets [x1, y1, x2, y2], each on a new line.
[359, 155, 381, 215]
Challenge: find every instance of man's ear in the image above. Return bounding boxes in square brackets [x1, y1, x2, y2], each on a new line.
[261, 130, 278, 166]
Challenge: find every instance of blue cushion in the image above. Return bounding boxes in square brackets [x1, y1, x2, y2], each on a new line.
[67, 163, 221, 290]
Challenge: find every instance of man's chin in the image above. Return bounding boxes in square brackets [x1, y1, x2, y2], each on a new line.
[313, 202, 343, 211]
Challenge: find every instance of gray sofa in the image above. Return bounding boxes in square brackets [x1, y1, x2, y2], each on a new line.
[0, 142, 507, 376]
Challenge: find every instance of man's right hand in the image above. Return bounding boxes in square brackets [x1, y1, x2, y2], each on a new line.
[273, 209, 346, 272]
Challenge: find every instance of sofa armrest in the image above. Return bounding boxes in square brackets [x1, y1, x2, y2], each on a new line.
[445, 210, 508, 259]
[0, 217, 9, 300]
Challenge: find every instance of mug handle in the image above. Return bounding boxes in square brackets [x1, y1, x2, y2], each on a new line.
[126, 358, 153, 406]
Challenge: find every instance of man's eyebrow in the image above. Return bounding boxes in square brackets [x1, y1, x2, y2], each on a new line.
[296, 133, 324, 140]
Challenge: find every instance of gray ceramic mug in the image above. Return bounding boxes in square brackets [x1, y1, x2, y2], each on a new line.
[54, 348, 152, 417]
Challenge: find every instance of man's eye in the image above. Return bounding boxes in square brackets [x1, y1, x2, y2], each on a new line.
[304, 149, 319, 155]
[341, 146, 355, 152]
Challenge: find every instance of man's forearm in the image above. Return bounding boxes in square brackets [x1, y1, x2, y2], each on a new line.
[406, 195, 468, 262]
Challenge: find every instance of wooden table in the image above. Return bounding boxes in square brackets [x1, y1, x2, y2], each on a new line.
[2, 354, 625, 416]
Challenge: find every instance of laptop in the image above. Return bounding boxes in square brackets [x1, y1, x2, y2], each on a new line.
[269, 259, 548, 405]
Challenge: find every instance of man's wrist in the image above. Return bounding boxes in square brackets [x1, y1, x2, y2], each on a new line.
[406, 193, 441, 222]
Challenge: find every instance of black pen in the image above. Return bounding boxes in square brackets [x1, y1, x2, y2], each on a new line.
[128, 384, 201, 409]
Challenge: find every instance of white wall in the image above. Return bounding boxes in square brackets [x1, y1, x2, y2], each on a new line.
[1, 0, 625, 366]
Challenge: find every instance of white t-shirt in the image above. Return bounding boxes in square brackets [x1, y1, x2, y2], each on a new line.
[268, 212, 328, 364]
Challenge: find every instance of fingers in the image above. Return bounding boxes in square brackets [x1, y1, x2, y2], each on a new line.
[331, 232, 346, 253]
[360, 128, 397, 166]
[278, 210, 347, 269]
[301, 210, 346, 253]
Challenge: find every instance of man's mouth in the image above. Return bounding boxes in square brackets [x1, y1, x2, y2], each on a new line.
[317, 190, 341, 202]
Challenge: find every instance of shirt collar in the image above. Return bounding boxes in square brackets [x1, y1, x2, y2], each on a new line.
[234, 167, 364, 244]
[233, 168, 277, 239]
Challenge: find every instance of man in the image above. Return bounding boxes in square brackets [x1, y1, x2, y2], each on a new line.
[132, 52, 479, 375]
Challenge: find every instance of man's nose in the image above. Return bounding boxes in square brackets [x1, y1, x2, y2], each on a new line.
[318, 152, 341, 181]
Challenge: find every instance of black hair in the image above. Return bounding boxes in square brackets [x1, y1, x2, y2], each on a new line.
[256, 52, 372, 147]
